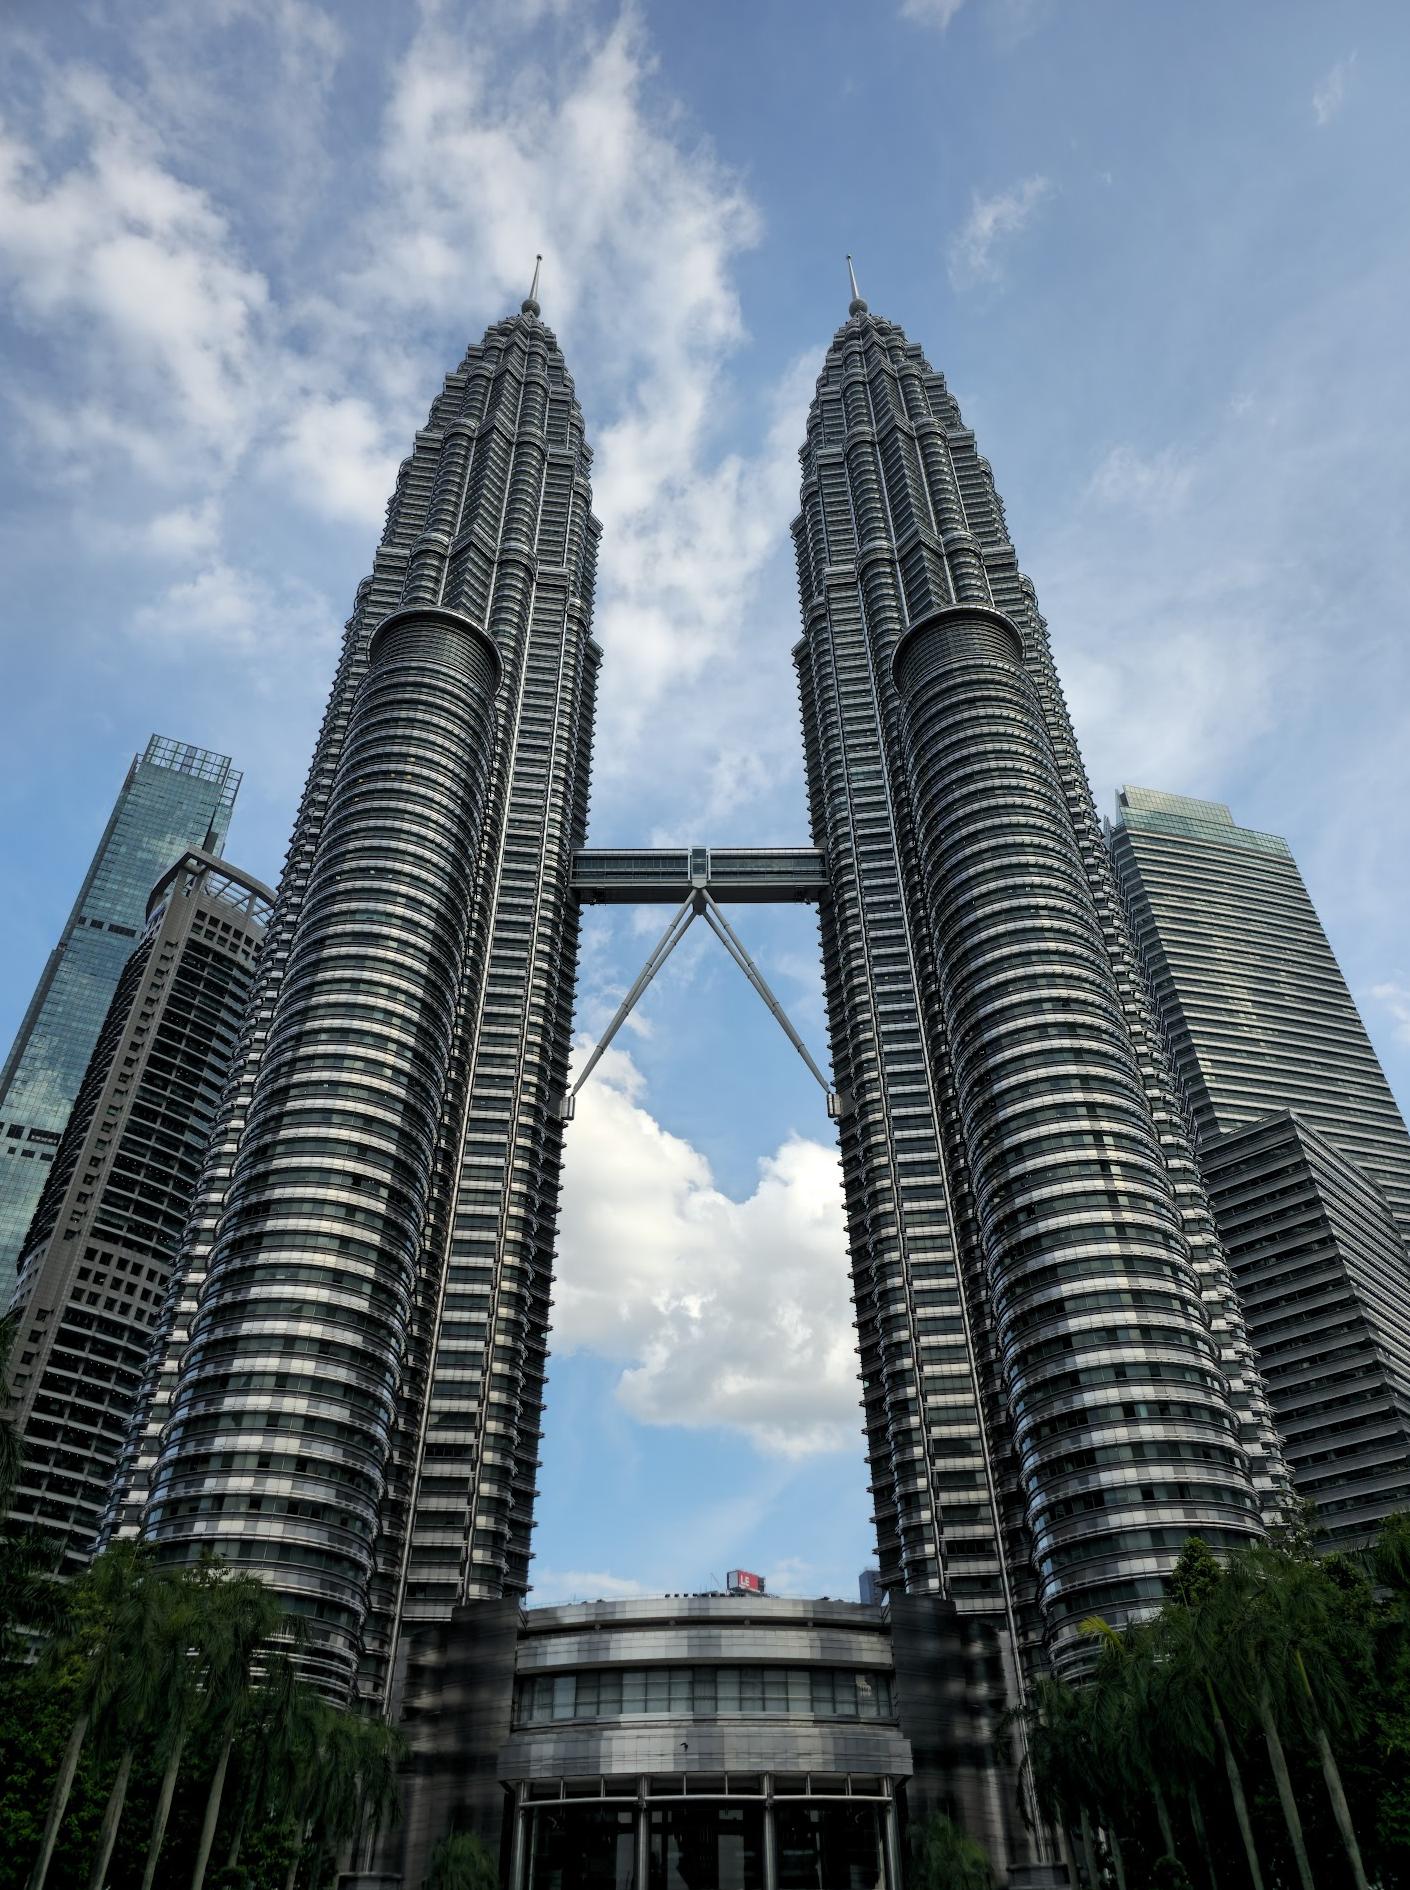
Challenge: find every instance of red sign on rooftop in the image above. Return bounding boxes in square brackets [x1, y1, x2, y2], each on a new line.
[725, 1568, 765, 1594]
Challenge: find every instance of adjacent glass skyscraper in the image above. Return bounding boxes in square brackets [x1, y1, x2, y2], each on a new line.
[1109, 786, 1410, 1541]
[1199, 1113, 1410, 1547]
[0, 736, 240, 1275]
[6, 851, 270, 1570]
[1108, 786, 1410, 1232]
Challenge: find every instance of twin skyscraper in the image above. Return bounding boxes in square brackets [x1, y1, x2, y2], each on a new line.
[5, 274, 1409, 1887]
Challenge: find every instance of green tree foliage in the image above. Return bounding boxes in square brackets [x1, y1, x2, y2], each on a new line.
[907, 1812, 993, 1888]
[422, 1832, 501, 1890]
[1015, 1515, 1410, 1890]
[0, 1546, 404, 1890]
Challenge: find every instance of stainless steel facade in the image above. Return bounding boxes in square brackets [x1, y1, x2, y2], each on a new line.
[117, 298, 601, 1704]
[5, 851, 269, 1571]
[146, 611, 503, 1698]
[791, 297, 1283, 1676]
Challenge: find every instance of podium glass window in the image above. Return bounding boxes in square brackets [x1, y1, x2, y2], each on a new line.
[648, 1802, 765, 1890]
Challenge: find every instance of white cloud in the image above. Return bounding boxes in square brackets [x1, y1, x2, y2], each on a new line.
[0, 72, 270, 473]
[554, 1045, 858, 1458]
[528, 1568, 656, 1606]
[133, 559, 336, 665]
[271, 396, 400, 526]
[899, 0, 969, 27]
[0, 0, 815, 854]
[1369, 981, 1410, 1050]
[1312, 54, 1355, 127]
[948, 175, 1052, 287]
[143, 500, 223, 561]
[1086, 444, 1194, 516]
[326, 7, 813, 809]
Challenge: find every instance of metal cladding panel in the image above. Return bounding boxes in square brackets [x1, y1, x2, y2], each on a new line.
[498, 1720, 911, 1781]
[513, 1625, 896, 1672]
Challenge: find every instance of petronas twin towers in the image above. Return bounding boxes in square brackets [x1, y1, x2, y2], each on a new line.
[107, 265, 1284, 1847]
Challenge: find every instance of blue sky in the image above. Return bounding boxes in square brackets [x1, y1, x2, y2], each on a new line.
[2, 0, 1409, 1604]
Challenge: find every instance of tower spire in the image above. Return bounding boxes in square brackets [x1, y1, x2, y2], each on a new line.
[847, 253, 868, 316]
[522, 253, 543, 318]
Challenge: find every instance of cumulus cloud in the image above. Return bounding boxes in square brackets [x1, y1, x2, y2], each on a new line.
[528, 1568, 656, 1606]
[0, 73, 270, 475]
[1085, 444, 1194, 517]
[1312, 54, 1355, 127]
[948, 175, 1052, 287]
[133, 560, 337, 665]
[554, 1046, 857, 1458]
[271, 396, 400, 526]
[0, 5, 816, 846]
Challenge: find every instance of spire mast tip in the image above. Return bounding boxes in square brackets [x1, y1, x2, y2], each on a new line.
[846, 253, 867, 317]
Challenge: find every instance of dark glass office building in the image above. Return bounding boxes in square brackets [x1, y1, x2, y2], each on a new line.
[5, 851, 270, 1570]
[1108, 786, 1410, 1234]
[1109, 787, 1410, 1540]
[1199, 1113, 1410, 1546]
[0, 736, 240, 1275]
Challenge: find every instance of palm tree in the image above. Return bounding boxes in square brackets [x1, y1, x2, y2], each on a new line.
[422, 1832, 501, 1890]
[1232, 1546, 1372, 1890]
[1011, 1673, 1103, 1886]
[1155, 1590, 1264, 1890]
[26, 1541, 152, 1890]
[0, 1523, 70, 1671]
[222, 1651, 319, 1874]
[130, 1564, 219, 1890]
[298, 1702, 407, 1887]
[187, 1566, 285, 1890]
[1080, 1617, 1180, 1864]
[908, 1812, 993, 1888]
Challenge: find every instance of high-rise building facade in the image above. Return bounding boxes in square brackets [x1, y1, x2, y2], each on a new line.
[1199, 1113, 1410, 1547]
[104, 281, 1291, 1884]
[5, 851, 270, 1570]
[1108, 786, 1410, 1541]
[0, 736, 240, 1274]
[121, 287, 600, 1704]
[1108, 786, 1410, 1233]
[790, 289, 1281, 1680]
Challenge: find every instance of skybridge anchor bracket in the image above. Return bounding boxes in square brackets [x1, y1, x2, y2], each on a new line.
[558, 889, 846, 1120]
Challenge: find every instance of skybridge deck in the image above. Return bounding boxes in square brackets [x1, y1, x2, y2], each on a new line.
[570, 846, 828, 905]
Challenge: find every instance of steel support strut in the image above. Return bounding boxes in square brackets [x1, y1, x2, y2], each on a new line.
[558, 891, 844, 1119]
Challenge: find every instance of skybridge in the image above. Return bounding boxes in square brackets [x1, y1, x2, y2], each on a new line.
[570, 845, 828, 905]
[563, 844, 842, 1119]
